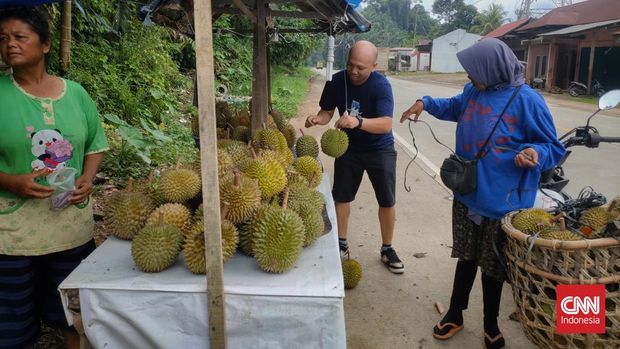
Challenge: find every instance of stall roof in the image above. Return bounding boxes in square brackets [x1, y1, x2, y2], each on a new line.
[539, 18, 620, 36]
[140, 0, 371, 36]
[485, 18, 530, 39]
[0, 0, 61, 6]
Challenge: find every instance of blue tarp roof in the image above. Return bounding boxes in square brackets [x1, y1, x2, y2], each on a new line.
[0, 0, 61, 7]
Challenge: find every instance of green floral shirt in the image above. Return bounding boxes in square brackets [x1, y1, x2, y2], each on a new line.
[0, 75, 109, 255]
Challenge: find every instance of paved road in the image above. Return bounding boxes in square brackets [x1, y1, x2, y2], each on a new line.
[389, 77, 620, 201]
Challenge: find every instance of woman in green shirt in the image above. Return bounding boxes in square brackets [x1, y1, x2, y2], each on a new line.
[0, 7, 108, 349]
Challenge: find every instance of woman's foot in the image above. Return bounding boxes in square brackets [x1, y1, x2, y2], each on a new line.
[432, 311, 464, 340]
[484, 331, 505, 349]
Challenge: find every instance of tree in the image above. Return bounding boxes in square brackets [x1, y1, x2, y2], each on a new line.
[470, 4, 507, 35]
[432, 0, 479, 34]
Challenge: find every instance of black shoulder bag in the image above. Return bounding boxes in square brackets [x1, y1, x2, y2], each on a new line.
[439, 85, 522, 195]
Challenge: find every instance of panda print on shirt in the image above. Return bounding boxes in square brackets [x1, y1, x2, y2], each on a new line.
[30, 128, 74, 171]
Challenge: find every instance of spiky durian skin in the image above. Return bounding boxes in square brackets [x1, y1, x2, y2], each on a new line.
[580, 207, 615, 236]
[321, 129, 349, 158]
[131, 224, 182, 273]
[183, 220, 239, 274]
[221, 220, 240, 262]
[282, 124, 296, 148]
[156, 169, 201, 203]
[512, 208, 553, 234]
[220, 175, 261, 224]
[342, 259, 362, 289]
[216, 101, 232, 129]
[231, 126, 251, 143]
[609, 196, 620, 215]
[295, 135, 319, 158]
[252, 207, 305, 273]
[539, 227, 581, 241]
[293, 156, 322, 188]
[286, 182, 325, 212]
[104, 191, 156, 240]
[259, 149, 292, 169]
[238, 204, 277, 256]
[219, 140, 251, 164]
[146, 203, 192, 237]
[244, 157, 287, 199]
[194, 203, 204, 225]
[292, 203, 325, 247]
[286, 167, 310, 186]
[270, 109, 286, 131]
[254, 129, 288, 153]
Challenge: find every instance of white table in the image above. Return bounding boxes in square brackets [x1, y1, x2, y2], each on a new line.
[59, 174, 345, 349]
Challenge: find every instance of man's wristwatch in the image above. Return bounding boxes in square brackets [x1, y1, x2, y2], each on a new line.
[354, 114, 363, 129]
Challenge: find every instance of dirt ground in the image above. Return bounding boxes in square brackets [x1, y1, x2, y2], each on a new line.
[290, 72, 537, 349]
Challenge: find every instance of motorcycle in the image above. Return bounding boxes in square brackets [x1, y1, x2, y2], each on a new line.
[535, 89, 620, 217]
[567, 79, 605, 97]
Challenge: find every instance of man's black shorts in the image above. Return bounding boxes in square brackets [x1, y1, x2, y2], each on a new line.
[332, 147, 397, 207]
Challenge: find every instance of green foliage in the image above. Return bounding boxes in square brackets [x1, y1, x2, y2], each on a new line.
[271, 66, 313, 118]
[213, 16, 253, 95]
[432, 0, 479, 35]
[355, 7, 410, 48]
[470, 4, 507, 35]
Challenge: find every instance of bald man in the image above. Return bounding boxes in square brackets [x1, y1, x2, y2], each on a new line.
[305, 40, 403, 274]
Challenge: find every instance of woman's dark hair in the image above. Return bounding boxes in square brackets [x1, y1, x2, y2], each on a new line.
[0, 6, 50, 44]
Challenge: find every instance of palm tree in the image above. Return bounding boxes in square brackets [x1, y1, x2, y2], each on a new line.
[471, 4, 507, 35]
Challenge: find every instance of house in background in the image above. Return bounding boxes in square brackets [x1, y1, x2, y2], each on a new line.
[431, 29, 481, 73]
[517, 0, 620, 92]
[389, 47, 413, 71]
[409, 39, 432, 72]
[485, 18, 532, 61]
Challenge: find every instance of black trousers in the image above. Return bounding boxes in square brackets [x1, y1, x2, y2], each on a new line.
[449, 259, 503, 323]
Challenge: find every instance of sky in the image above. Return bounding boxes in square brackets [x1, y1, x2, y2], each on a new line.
[410, 0, 587, 21]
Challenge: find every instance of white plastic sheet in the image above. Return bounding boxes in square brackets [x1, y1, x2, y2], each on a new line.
[59, 174, 345, 348]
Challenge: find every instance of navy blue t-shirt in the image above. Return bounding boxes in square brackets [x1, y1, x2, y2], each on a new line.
[319, 70, 394, 151]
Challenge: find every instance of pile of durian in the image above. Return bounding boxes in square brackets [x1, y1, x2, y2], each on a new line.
[104, 101, 350, 275]
[512, 197, 620, 241]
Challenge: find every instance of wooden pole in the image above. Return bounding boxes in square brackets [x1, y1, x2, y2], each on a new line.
[193, 1, 227, 348]
[587, 38, 595, 95]
[251, 0, 269, 133]
[60, 0, 72, 74]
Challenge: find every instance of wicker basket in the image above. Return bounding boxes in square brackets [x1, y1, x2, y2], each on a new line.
[501, 212, 620, 349]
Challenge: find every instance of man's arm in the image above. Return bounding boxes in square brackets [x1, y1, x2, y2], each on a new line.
[334, 115, 392, 134]
[305, 108, 336, 127]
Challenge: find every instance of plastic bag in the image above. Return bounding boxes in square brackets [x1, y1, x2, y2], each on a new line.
[47, 167, 77, 210]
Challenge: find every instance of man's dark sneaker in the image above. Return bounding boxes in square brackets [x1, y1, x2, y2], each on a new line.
[381, 247, 404, 274]
[339, 245, 350, 259]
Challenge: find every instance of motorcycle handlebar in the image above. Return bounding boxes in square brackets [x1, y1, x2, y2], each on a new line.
[598, 136, 620, 143]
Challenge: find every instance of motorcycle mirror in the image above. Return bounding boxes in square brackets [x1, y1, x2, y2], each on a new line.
[598, 90, 620, 110]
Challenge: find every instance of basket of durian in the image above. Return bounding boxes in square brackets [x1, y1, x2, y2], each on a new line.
[500, 198, 620, 349]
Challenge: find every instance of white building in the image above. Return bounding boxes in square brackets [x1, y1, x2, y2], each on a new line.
[431, 29, 482, 73]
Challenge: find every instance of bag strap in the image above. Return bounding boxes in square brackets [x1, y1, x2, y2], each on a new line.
[474, 84, 522, 159]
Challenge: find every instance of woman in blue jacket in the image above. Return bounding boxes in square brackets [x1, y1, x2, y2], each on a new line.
[400, 38, 565, 349]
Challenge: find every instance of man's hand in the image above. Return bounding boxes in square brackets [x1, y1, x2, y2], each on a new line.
[305, 115, 322, 128]
[70, 175, 94, 204]
[514, 147, 539, 168]
[9, 169, 55, 199]
[400, 100, 424, 123]
[334, 115, 359, 129]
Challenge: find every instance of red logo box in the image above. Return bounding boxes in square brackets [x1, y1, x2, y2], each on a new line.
[556, 284, 605, 334]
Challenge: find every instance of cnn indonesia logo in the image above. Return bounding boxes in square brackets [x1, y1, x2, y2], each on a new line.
[556, 284, 606, 334]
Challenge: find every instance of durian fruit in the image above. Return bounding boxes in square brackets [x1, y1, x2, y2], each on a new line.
[539, 218, 581, 241]
[286, 182, 325, 213]
[342, 257, 362, 289]
[252, 192, 305, 273]
[216, 100, 232, 129]
[282, 123, 296, 148]
[286, 168, 310, 186]
[512, 208, 554, 234]
[244, 155, 287, 200]
[217, 148, 234, 179]
[292, 203, 324, 247]
[156, 166, 202, 203]
[230, 110, 250, 128]
[238, 204, 277, 256]
[219, 140, 251, 164]
[231, 126, 251, 143]
[216, 127, 229, 140]
[321, 129, 349, 158]
[183, 218, 239, 274]
[270, 109, 286, 131]
[146, 203, 192, 237]
[104, 180, 156, 240]
[134, 171, 167, 206]
[292, 156, 322, 188]
[254, 128, 288, 153]
[580, 207, 616, 237]
[132, 223, 182, 273]
[295, 129, 319, 158]
[194, 203, 204, 224]
[219, 173, 261, 224]
[608, 196, 620, 215]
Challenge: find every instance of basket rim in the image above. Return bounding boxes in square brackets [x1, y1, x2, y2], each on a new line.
[501, 211, 619, 250]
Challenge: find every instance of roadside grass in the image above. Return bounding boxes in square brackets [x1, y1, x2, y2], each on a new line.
[272, 66, 313, 118]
